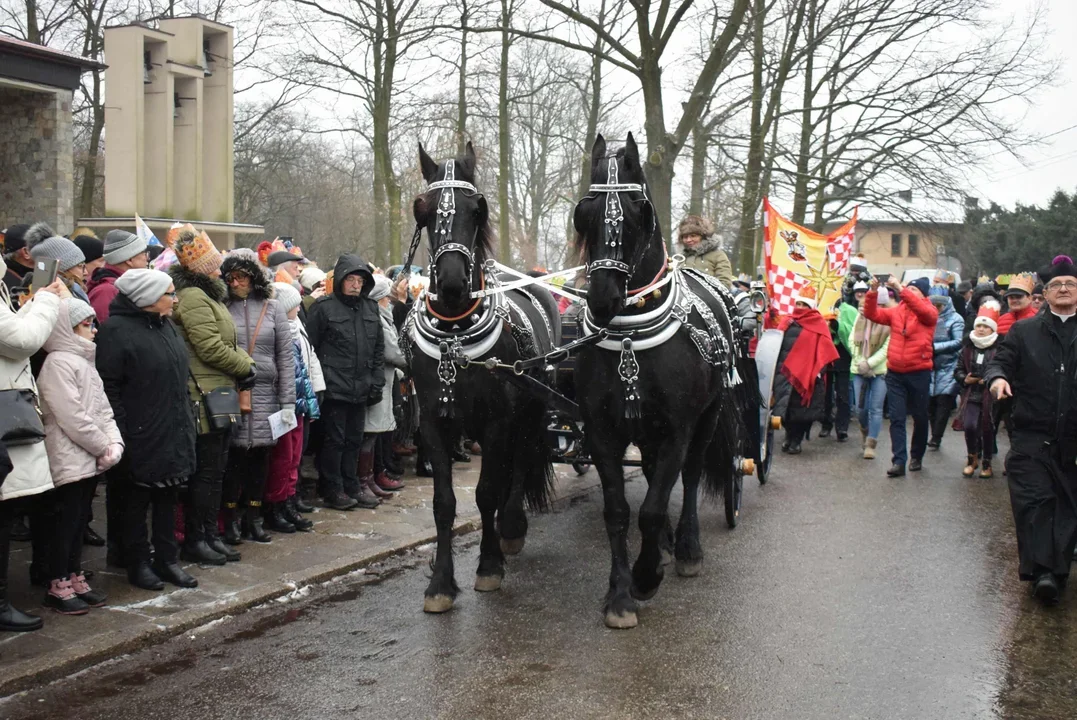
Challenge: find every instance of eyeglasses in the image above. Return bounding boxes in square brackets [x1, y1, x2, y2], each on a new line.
[1046, 281, 1077, 291]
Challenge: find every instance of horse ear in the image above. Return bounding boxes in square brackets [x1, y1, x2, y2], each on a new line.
[418, 142, 438, 183]
[475, 194, 488, 225]
[463, 141, 477, 174]
[623, 132, 640, 172]
[590, 134, 607, 171]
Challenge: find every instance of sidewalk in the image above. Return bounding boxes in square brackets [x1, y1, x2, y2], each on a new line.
[0, 457, 600, 696]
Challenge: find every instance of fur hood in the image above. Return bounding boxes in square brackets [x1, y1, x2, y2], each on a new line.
[681, 234, 723, 257]
[169, 264, 228, 303]
[220, 254, 271, 301]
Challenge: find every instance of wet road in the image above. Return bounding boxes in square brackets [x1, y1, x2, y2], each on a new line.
[4, 432, 1076, 720]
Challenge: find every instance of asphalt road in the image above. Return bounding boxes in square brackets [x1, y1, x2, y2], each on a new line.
[3, 429, 1075, 720]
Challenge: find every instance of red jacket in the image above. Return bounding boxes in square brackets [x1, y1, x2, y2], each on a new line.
[862, 287, 939, 373]
[86, 265, 124, 324]
[996, 304, 1037, 336]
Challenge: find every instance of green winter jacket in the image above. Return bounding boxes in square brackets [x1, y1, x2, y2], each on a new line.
[837, 303, 858, 355]
[681, 237, 734, 287]
[169, 265, 255, 434]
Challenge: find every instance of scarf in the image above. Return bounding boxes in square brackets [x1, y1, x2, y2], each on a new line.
[781, 306, 839, 404]
[970, 330, 997, 350]
[852, 311, 889, 359]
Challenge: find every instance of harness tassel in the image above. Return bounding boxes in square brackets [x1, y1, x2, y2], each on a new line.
[618, 338, 641, 419]
[437, 343, 457, 418]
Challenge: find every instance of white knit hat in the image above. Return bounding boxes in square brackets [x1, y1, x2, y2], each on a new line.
[67, 298, 96, 327]
[271, 282, 302, 313]
[115, 268, 173, 307]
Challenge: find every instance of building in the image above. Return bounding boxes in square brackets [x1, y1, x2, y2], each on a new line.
[76, 16, 261, 248]
[0, 36, 104, 232]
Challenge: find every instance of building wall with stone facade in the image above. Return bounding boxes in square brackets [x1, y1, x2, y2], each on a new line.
[0, 86, 75, 232]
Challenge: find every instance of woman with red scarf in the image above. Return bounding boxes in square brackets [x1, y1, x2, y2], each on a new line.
[773, 286, 840, 454]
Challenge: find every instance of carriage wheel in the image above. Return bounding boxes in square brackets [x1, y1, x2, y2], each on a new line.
[725, 472, 743, 529]
[757, 427, 774, 485]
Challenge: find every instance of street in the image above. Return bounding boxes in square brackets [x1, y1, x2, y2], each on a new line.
[2, 431, 1075, 720]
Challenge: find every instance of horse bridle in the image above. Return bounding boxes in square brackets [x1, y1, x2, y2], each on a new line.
[585, 157, 657, 289]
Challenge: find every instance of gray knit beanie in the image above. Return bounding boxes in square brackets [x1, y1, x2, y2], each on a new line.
[67, 298, 96, 327]
[271, 281, 302, 314]
[104, 229, 148, 265]
[115, 268, 173, 307]
[29, 234, 85, 272]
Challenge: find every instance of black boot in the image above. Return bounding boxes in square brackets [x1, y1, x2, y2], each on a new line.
[293, 494, 314, 514]
[887, 463, 906, 477]
[9, 515, 29, 542]
[0, 522, 43, 631]
[222, 503, 243, 546]
[181, 539, 227, 566]
[127, 562, 164, 591]
[284, 497, 314, 531]
[82, 524, 105, 547]
[241, 503, 272, 543]
[153, 561, 198, 589]
[263, 502, 296, 533]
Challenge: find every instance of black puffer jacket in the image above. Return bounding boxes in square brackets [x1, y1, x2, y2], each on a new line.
[96, 293, 196, 487]
[306, 254, 384, 405]
[772, 323, 826, 425]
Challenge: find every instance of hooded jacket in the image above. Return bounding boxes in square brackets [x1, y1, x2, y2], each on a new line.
[306, 254, 385, 405]
[862, 285, 938, 374]
[364, 304, 406, 434]
[0, 255, 60, 501]
[929, 296, 965, 396]
[96, 293, 196, 488]
[37, 300, 123, 486]
[680, 236, 734, 287]
[219, 254, 295, 448]
[86, 264, 125, 323]
[169, 264, 255, 434]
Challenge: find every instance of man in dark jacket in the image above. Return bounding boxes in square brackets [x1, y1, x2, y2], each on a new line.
[306, 255, 385, 510]
[96, 269, 199, 592]
[1, 224, 33, 298]
[986, 254, 1077, 605]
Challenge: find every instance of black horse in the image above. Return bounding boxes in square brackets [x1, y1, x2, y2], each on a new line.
[573, 133, 746, 629]
[403, 142, 559, 613]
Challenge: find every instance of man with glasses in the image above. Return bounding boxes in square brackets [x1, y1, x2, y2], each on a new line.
[87, 229, 151, 323]
[986, 255, 1077, 605]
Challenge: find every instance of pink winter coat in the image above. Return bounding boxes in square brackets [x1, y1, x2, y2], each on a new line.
[37, 301, 123, 487]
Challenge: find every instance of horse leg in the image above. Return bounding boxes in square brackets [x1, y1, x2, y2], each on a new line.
[675, 409, 720, 578]
[591, 434, 635, 629]
[423, 418, 461, 613]
[475, 424, 511, 592]
[631, 439, 689, 601]
[499, 399, 546, 555]
[641, 452, 674, 566]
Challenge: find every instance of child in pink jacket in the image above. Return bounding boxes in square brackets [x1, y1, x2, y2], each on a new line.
[37, 299, 123, 614]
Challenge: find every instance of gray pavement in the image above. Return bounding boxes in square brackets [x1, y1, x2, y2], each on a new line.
[3, 428, 1075, 719]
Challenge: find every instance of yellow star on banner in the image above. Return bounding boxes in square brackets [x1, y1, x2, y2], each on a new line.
[803, 253, 844, 303]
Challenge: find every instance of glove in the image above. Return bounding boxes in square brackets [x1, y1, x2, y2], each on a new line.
[279, 405, 297, 427]
[237, 365, 257, 391]
[96, 443, 124, 472]
[366, 388, 384, 407]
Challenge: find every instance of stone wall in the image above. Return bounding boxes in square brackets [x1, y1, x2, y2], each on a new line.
[0, 86, 74, 233]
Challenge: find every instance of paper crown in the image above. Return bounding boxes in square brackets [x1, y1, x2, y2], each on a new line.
[175, 228, 223, 275]
[165, 222, 193, 249]
[1007, 273, 1036, 296]
[793, 284, 818, 308]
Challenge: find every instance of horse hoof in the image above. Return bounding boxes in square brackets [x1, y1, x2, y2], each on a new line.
[676, 560, 702, 578]
[630, 583, 659, 601]
[605, 610, 638, 629]
[474, 574, 502, 592]
[500, 537, 526, 555]
[423, 594, 454, 613]
[660, 549, 673, 566]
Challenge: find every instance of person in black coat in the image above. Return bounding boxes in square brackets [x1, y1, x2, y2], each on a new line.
[96, 269, 198, 592]
[985, 255, 1077, 605]
[306, 254, 384, 510]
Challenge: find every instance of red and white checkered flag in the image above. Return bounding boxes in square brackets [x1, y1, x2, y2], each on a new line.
[827, 229, 854, 274]
[768, 266, 806, 316]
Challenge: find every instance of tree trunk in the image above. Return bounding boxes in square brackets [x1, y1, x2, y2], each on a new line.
[497, 0, 512, 262]
[735, 0, 766, 274]
[25, 0, 40, 43]
[689, 122, 707, 216]
[790, 0, 817, 225]
[77, 68, 104, 218]
[456, 0, 469, 156]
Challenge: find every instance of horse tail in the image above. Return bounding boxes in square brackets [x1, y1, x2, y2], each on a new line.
[700, 380, 747, 500]
[519, 393, 555, 512]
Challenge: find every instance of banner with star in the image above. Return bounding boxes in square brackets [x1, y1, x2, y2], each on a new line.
[763, 198, 857, 321]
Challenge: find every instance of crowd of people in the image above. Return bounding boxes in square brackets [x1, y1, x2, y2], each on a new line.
[0, 221, 431, 630]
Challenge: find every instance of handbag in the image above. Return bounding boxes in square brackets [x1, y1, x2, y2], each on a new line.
[189, 370, 241, 432]
[0, 387, 46, 447]
[238, 302, 269, 414]
[952, 392, 968, 432]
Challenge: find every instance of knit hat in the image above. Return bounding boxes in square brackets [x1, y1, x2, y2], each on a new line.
[173, 227, 223, 276]
[849, 254, 868, 271]
[908, 277, 930, 297]
[271, 282, 302, 313]
[67, 298, 96, 327]
[1040, 254, 1077, 284]
[73, 235, 104, 263]
[974, 299, 1001, 332]
[677, 215, 714, 240]
[368, 275, 392, 301]
[792, 284, 818, 309]
[1, 223, 30, 253]
[103, 229, 148, 265]
[115, 268, 173, 307]
[1004, 272, 1036, 297]
[299, 267, 326, 292]
[29, 233, 85, 272]
[853, 280, 869, 292]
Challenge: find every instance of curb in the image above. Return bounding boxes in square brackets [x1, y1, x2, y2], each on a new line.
[0, 475, 600, 697]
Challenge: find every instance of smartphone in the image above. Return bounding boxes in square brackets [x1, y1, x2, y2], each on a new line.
[32, 258, 59, 290]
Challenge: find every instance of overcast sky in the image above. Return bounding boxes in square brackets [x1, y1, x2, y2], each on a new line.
[974, 0, 1077, 209]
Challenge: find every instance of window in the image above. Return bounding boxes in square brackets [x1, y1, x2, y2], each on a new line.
[907, 234, 919, 257]
[890, 234, 902, 257]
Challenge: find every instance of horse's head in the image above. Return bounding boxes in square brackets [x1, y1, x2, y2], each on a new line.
[572, 132, 658, 328]
[414, 141, 490, 314]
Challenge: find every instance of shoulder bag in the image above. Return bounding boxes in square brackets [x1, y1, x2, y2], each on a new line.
[0, 366, 46, 448]
[238, 302, 269, 414]
[189, 370, 241, 432]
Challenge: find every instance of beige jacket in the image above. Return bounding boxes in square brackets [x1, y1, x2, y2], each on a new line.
[37, 301, 122, 487]
[0, 256, 60, 501]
